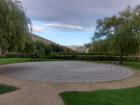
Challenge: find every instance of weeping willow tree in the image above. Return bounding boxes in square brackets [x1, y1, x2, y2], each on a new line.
[92, 6, 140, 64]
[0, 0, 31, 53]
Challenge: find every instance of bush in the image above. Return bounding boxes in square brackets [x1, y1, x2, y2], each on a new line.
[52, 52, 119, 56]
[48, 53, 119, 61]
[76, 55, 120, 61]
[48, 53, 140, 61]
[123, 56, 140, 62]
[48, 54, 76, 59]
[0, 53, 30, 58]
[1, 52, 139, 62]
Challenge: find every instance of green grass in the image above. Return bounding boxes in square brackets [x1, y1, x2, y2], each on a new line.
[0, 58, 32, 65]
[96, 61, 140, 71]
[0, 84, 17, 94]
[39, 59, 69, 61]
[60, 61, 140, 105]
[60, 86, 140, 105]
[123, 62, 140, 70]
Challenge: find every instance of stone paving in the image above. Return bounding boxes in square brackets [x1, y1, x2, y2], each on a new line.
[0, 61, 134, 83]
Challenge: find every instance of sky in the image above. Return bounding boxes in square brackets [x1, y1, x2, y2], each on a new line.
[20, 0, 140, 46]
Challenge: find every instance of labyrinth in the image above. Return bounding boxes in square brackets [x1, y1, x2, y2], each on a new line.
[0, 61, 134, 83]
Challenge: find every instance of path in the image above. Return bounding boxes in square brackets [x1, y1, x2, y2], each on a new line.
[0, 61, 139, 105]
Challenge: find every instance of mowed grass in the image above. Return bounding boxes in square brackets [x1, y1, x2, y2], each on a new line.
[96, 61, 140, 71]
[0, 58, 32, 65]
[123, 62, 140, 71]
[60, 86, 140, 105]
[0, 84, 17, 94]
[60, 61, 140, 105]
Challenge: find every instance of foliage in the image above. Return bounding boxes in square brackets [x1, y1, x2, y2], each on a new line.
[0, 0, 31, 53]
[24, 40, 73, 58]
[33, 40, 47, 57]
[51, 52, 117, 56]
[49, 44, 73, 53]
[1, 53, 30, 58]
[24, 40, 35, 54]
[48, 53, 140, 61]
[84, 43, 92, 48]
[88, 39, 113, 54]
[0, 0, 73, 56]
[90, 5, 140, 63]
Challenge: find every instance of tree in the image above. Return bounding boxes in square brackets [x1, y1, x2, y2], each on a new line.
[84, 43, 92, 48]
[44, 45, 51, 55]
[33, 40, 46, 57]
[92, 6, 140, 64]
[24, 41, 35, 54]
[0, 0, 31, 53]
[88, 39, 112, 54]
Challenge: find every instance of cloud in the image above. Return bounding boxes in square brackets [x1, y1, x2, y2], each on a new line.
[20, 0, 140, 31]
[46, 24, 83, 30]
[45, 23, 93, 31]
[32, 22, 94, 32]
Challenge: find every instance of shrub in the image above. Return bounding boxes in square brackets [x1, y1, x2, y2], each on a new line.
[0, 53, 30, 58]
[48, 53, 140, 61]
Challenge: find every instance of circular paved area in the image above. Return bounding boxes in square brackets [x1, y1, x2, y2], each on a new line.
[0, 61, 134, 83]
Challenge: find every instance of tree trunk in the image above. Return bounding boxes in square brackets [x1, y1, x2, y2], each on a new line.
[120, 51, 123, 64]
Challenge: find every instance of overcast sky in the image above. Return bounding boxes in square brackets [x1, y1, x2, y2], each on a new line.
[20, 0, 140, 46]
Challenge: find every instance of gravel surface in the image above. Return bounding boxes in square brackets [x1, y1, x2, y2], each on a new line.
[0, 61, 134, 83]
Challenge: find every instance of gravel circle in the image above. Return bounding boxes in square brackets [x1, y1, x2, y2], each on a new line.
[0, 61, 134, 83]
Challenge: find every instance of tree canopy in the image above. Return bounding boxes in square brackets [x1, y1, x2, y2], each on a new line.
[90, 5, 140, 63]
[0, 0, 31, 53]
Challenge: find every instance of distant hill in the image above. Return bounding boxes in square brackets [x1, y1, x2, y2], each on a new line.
[69, 46, 87, 53]
[30, 33, 73, 52]
[30, 33, 56, 45]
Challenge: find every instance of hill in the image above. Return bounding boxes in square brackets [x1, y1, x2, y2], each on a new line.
[31, 33, 56, 45]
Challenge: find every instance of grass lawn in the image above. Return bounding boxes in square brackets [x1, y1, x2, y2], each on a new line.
[123, 62, 140, 71]
[0, 84, 17, 94]
[96, 61, 140, 71]
[0, 58, 32, 65]
[60, 86, 140, 105]
[60, 61, 140, 105]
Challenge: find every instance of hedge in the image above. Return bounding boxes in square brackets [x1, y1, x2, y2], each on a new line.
[0, 53, 30, 58]
[48, 53, 140, 61]
[1, 52, 140, 62]
[51, 52, 119, 56]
